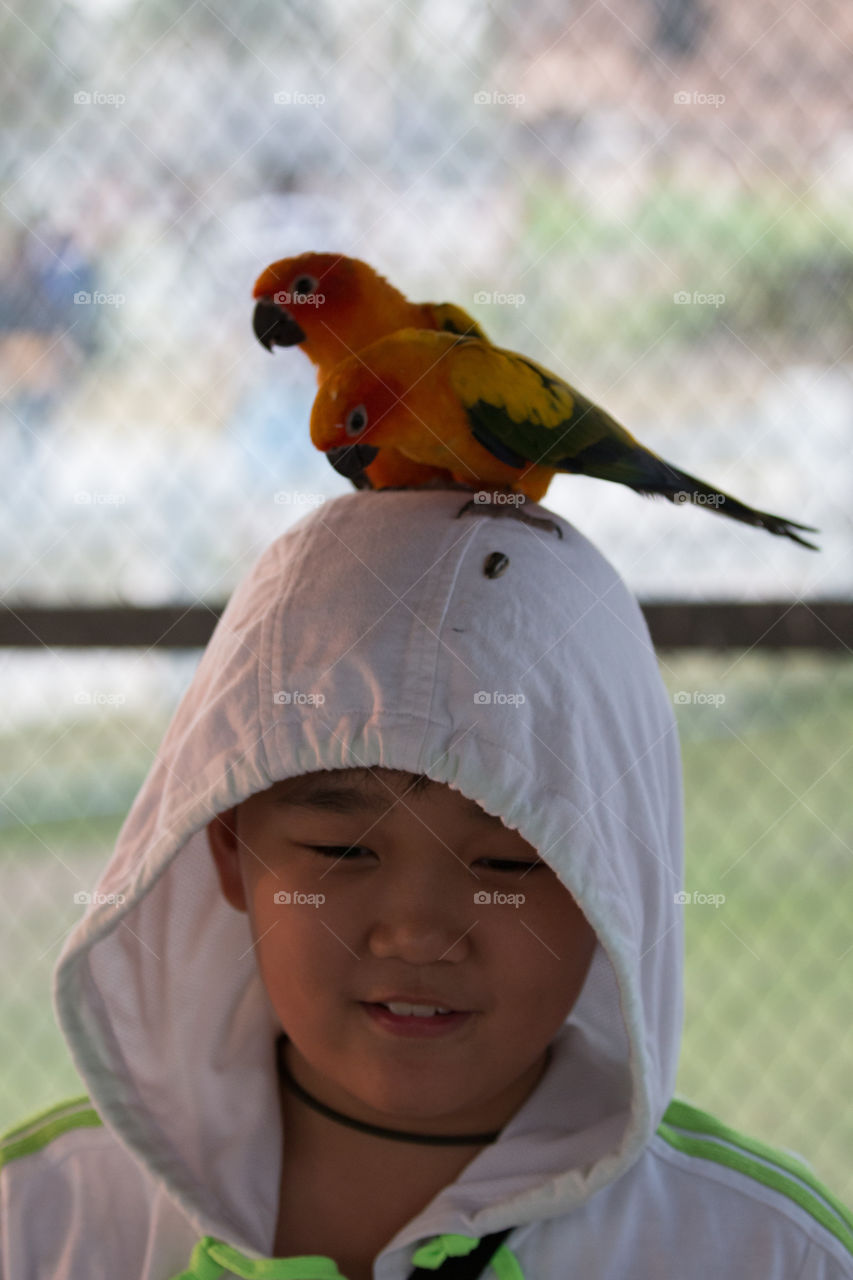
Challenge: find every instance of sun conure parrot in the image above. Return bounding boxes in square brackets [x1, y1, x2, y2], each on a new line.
[309, 328, 819, 546]
[251, 251, 487, 490]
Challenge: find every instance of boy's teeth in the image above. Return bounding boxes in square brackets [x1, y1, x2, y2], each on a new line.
[384, 1003, 450, 1013]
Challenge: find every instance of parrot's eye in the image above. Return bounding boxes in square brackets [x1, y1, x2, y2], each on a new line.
[291, 274, 318, 298]
[345, 404, 368, 437]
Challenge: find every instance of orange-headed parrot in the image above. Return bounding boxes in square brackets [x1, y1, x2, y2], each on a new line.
[252, 251, 487, 490]
[252, 251, 486, 373]
[309, 328, 818, 546]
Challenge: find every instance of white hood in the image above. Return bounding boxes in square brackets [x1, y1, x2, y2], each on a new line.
[52, 488, 684, 1259]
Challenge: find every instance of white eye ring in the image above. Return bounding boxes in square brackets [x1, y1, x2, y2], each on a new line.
[345, 404, 368, 437]
[291, 273, 318, 297]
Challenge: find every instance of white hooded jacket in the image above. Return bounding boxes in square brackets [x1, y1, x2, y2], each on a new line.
[1, 488, 851, 1279]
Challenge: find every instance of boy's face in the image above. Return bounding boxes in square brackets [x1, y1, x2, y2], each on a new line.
[207, 768, 596, 1133]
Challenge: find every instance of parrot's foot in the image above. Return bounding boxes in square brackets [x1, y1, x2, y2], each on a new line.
[456, 494, 563, 538]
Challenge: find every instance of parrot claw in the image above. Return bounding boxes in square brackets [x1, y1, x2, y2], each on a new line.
[456, 496, 564, 538]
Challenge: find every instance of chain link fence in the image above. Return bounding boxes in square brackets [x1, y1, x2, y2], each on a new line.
[1, 0, 851, 1201]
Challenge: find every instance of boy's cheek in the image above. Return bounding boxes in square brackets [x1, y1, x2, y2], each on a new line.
[497, 908, 595, 1003]
[248, 873, 353, 952]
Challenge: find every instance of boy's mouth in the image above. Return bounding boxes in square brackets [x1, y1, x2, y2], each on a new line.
[374, 1000, 453, 1017]
[360, 998, 473, 1036]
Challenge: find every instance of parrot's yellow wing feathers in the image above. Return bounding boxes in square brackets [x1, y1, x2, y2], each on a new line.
[448, 341, 637, 470]
[428, 302, 489, 342]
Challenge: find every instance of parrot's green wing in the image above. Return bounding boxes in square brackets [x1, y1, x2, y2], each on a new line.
[448, 340, 642, 478]
[446, 338, 819, 549]
[430, 302, 489, 342]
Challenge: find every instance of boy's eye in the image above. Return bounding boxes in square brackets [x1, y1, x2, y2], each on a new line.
[306, 845, 370, 860]
[301, 848, 543, 872]
[478, 858, 543, 873]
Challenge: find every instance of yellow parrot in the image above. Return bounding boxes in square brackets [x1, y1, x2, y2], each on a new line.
[252, 251, 486, 491]
[309, 328, 818, 547]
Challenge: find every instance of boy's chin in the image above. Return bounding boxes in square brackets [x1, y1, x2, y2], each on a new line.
[355, 1084, 490, 1130]
[346, 1060, 510, 1131]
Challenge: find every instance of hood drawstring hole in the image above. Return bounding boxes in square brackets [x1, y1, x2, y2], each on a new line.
[483, 552, 509, 578]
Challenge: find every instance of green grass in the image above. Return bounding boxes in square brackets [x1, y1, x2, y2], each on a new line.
[1, 653, 851, 1208]
[509, 177, 853, 358]
[663, 653, 853, 1201]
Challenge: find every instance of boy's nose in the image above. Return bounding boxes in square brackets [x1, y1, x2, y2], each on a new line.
[368, 923, 471, 964]
[367, 901, 474, 964]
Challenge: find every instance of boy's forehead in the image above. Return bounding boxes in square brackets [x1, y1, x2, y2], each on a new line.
[264, 767, 505, 825]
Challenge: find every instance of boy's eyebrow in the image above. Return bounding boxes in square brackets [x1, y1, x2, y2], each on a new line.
[270, 780, 503, 823]
[271, 783, 391, 816]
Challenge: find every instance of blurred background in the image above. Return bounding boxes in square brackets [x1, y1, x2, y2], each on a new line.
[1, 0, 851, 1200]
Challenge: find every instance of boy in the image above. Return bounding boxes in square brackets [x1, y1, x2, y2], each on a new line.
[1, 487, 851, 1279]
[206, 764, 597, 1278]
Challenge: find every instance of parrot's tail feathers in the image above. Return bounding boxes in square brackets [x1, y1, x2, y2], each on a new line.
[545, 436, 818, 549]
[631, 453, 820, 550]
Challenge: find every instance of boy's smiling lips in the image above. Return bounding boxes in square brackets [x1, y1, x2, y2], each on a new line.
[361, 993, 474, 1013]
[360, 998, 475, 1037]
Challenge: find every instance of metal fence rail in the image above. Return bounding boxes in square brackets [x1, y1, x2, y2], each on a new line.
[2, 602, 853, 649]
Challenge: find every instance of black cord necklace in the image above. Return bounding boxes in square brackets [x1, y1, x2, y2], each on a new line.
[275, 1033, 501, 1147]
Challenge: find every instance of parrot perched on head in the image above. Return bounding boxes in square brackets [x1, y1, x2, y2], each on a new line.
[252, 251, 487, 373]
[309, 327, 819, 547]
[252, 251, 488, 490]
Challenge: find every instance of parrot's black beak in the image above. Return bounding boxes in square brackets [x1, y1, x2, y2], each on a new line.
[327, 443, 379, 490]
[253, 297, 307, 351]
